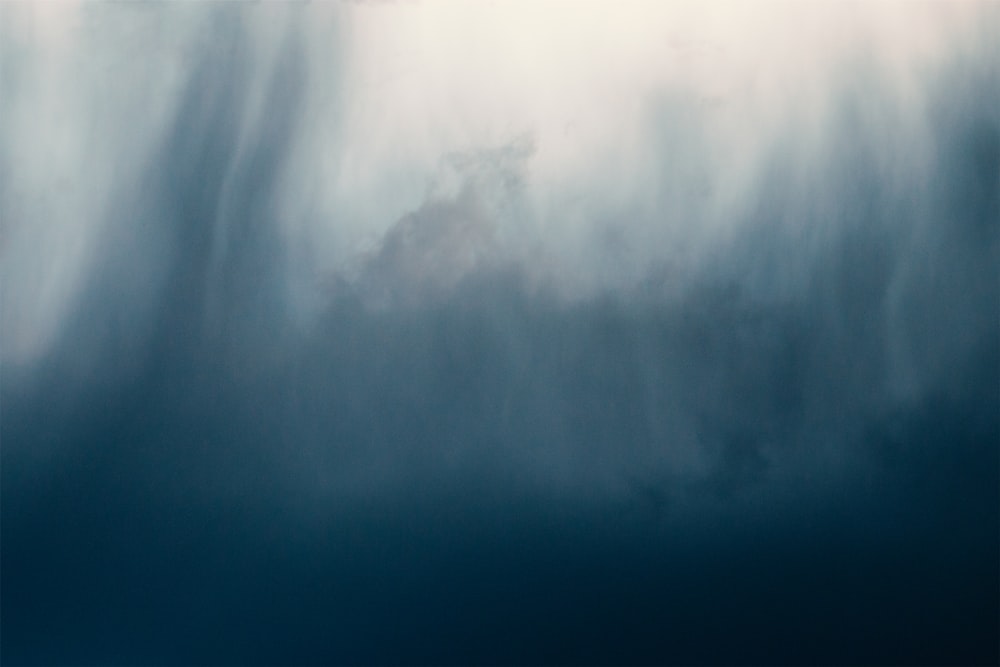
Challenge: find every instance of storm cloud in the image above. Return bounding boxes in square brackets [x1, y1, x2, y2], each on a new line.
[2, 2, 998, 664]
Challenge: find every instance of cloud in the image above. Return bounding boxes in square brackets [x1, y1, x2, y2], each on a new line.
[1, 2, 997, 664]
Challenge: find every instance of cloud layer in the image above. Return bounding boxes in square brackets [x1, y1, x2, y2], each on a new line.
[2, 3, 997, 664]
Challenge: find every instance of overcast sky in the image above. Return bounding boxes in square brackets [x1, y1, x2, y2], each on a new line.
[2, 2, 998, 664]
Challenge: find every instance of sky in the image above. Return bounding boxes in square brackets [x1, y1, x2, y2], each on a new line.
[1, 2, 998, 664]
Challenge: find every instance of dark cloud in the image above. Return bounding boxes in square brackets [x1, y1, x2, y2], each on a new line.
[2, 4, 998, 665]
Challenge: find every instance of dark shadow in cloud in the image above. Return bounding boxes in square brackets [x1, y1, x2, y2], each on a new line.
[2, 8, 998, 666]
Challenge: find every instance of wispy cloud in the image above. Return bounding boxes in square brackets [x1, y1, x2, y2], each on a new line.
[2, 2, 997, 663]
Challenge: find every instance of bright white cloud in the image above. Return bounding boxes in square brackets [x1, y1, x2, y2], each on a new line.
[1, 1, 992, 363]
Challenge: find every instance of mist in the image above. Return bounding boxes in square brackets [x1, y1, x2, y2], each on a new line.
[2, 2, 998, 664]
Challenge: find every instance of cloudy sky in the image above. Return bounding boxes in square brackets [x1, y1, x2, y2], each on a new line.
[2, 2, 998, 664]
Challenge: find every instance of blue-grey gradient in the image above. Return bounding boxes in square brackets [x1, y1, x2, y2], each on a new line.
[2, 3, 998, 665]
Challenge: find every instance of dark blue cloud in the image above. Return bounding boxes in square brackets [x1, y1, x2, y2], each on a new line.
[2, 4, 997, 665]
